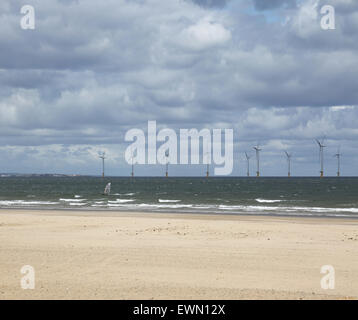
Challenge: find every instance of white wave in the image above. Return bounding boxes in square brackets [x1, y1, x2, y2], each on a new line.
[106, 203, 194, 210]
[73, 200, 358, 217]
[60, 198, 86, 202]
[0, 200, 60, 206]
[255, 198, 284, 203]
[74, 195, 82, 198]
[158, 199, 181, 203]
[69, 202, 87, 206]
[219, 205, 247, 211]
[159, 204, 193, 208]
[219, 204, 358, 214]
[287, 206, 358, 213]
[108, 199, 135, 203]
[136, 203, 193, 209]
[89, 201, 358, 215]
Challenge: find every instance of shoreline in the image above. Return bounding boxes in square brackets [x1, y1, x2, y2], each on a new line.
[1, 207, 358, 221]
[1, 209, 358, 299]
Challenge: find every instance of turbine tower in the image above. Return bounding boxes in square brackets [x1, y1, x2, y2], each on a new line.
[284, 151, 292, 177]
[205, 148, 210, 178]
[245, 152, 250, 177]
[99, 152, 106, 178]
[334, 147, 341, 177]
[131, 157, 134, 177]
[253, 145, 261, 177]
[129, 146, 134, 177]
[316, 138, 326, 178]
[165, 150, 169, 177]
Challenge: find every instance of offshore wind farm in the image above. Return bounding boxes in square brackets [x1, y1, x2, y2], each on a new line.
[105, 138, 344, 178]
[0, 134, 352, 216]
[0, 137, 353, 217]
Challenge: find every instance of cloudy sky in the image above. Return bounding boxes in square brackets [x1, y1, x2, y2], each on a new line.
[0, 0, 357, 176]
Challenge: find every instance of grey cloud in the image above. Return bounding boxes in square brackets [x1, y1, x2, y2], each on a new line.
[189, 0, 232, 8]
[0, 0, 357, 175]
[252, 0, 297, 10]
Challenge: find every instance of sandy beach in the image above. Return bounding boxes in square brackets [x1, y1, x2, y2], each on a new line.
[0, 209, 358, 300]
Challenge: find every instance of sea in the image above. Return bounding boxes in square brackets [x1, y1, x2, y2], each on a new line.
[0, 176, 358, 218]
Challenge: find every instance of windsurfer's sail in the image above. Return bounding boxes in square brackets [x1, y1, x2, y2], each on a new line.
[104, 182, 111, 195]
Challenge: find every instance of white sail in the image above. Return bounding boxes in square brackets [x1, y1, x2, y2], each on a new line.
[104, 182, 111, 195]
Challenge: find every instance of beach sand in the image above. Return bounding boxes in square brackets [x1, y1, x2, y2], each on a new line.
[0, 209, 358, 300]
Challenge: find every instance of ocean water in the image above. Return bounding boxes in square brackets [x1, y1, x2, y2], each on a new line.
[0, 176, 358, 218]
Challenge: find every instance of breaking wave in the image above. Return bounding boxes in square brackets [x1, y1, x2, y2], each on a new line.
[255, 198, 284, 203]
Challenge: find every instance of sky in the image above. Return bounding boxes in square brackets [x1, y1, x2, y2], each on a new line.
[0, 0, 357, 176]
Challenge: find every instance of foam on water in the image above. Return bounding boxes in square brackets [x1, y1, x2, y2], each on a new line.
[255, 198, 284, 203]
[0, 200, 60, 206]
[1, 197, 357, 217]
[158, 199, 181, 203]
[113, 193, 135, 196]
[108, 199, 135, 203]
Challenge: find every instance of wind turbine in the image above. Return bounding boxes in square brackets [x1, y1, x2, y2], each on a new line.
[205, 152, 210, 178]
[284, 151, 292, 177]
[129, 146, 134, 177]
[316, 138, 326, 178]
[165, 150, 169, 177]
[245, 152, 250, 177]
[205, 143, 210, 178]
[334, 147, 341, 177]
[99, 152, 106, 178]
[253, 144, 261, 177]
